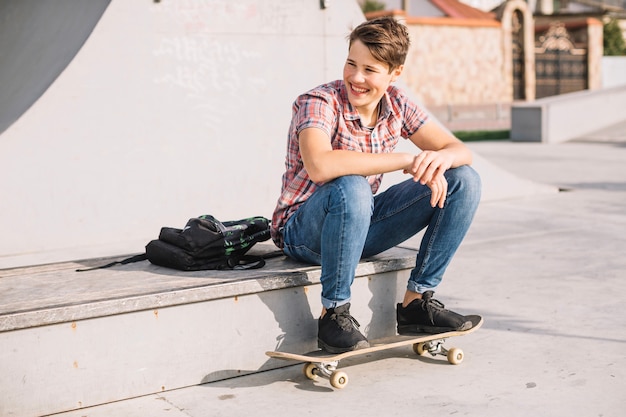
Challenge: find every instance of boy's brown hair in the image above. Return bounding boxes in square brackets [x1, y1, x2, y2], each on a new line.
[348, 17, 411, 73]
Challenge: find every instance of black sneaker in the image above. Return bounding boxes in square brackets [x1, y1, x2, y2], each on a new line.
[318, 303, 370, 353]
[397, 291, 474, 335]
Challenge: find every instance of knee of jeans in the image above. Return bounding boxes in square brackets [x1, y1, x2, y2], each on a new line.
[447, 166, 482, 199]
[330, 175, 374, 217]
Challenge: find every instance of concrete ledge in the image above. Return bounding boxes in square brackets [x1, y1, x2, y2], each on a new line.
[0, 244, 416, 417]
[511, 85, 626, 143]
[0, 244, 415, 332]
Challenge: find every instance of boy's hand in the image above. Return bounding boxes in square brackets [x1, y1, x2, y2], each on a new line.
[403, 150, 452, 208]
[424, 174, 448, 208]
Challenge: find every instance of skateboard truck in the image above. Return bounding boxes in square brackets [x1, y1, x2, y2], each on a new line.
[414, 339, 464, 364]
[302, 360, 349, 389]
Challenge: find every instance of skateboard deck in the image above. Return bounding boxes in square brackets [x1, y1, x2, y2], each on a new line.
[266, 315, 482, 389]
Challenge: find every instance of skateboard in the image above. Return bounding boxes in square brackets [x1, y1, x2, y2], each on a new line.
[266, 315, 482, 389]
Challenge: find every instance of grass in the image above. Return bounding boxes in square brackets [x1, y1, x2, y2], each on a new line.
[453, 130, 510, 142]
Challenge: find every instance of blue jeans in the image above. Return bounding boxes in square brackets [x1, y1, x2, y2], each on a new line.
[282, 165, 481, 309]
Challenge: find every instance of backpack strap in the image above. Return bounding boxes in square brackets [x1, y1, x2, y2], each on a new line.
[228, 250, 285, 270]
[228, 255, 265, 270]
[75, 253, 148, 272]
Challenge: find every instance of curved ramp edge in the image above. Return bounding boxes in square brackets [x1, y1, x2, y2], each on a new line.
[0, 0, 111, 135]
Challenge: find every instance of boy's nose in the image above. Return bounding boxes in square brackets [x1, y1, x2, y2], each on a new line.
[352, 70, 366, 83]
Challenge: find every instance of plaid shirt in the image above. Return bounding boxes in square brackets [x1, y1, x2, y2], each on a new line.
[271, 80, 429, 248]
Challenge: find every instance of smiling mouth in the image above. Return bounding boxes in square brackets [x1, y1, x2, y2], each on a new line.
[350, 83, 369, 95]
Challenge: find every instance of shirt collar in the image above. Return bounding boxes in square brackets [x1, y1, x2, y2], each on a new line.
[339, 81, 392, 122]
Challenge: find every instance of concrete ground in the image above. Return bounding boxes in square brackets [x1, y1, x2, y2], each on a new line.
[53, 122, 626, 417]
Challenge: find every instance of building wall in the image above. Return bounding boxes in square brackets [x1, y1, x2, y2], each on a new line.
[602, 56, 626, 87]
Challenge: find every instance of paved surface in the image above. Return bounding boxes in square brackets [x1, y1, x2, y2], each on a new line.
[54, 122, 626, 417]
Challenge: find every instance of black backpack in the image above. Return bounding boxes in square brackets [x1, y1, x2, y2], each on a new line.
[78, 215, 282, 272]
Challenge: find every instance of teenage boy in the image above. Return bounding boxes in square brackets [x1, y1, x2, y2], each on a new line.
[271, 17, 481, 353]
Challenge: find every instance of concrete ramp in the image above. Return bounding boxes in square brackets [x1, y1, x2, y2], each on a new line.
[0, 0, 111, 135]
[0, 0, 554, 269]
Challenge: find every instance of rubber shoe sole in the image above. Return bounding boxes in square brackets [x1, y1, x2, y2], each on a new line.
[318, 338, 370, 354]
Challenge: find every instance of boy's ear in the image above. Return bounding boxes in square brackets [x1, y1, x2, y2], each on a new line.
[390, 64, 404, 82]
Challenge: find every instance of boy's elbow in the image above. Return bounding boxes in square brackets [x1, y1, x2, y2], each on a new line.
[307, 168, 330, 184]
[305, 161, 338, 183]
[303, 151, 342, 183]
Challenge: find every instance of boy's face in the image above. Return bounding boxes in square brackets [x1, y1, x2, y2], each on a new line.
[343, 39, 403, 114]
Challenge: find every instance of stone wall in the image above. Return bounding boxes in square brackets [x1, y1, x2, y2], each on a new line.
[401, 17, 508, 107]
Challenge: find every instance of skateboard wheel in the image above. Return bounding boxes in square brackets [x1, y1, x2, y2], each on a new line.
[447, 347, 464, 365]
[413, 342, 428, 356]
[330, 371, 348, 389]
[303, 363, 318, 380]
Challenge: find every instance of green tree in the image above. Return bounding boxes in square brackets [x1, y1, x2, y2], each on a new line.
[361, 0, 386, 14]
[603, 19, 626, 56]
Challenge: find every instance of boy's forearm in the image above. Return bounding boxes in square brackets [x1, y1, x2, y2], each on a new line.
[306, 150, 413, 183]
[439, 142, 473, 168]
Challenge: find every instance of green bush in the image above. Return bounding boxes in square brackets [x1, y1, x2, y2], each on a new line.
[453, 130, 510, 142]
[360, 0, 386, 13]
[603, 19, 626, 56]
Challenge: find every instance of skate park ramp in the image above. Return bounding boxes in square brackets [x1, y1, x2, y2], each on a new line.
[0, 0, 111, 135]
[0, 0, 556, 269]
